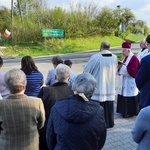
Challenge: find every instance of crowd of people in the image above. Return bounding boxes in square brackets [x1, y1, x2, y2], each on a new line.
[0, 35, 150, 149]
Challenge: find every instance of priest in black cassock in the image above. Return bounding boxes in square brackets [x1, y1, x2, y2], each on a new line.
[84, 41, 118, 128]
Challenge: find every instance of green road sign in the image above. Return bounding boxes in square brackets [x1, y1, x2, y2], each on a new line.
[42, 29, 64, 37]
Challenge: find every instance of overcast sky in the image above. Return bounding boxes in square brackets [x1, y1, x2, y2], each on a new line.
[1, 0, 150, 26]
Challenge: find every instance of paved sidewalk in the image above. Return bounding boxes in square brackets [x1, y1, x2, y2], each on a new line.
[102, 100, 137, 150]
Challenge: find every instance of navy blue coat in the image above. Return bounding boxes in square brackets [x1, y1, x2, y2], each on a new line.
[135, 54, 150, 108]
[46, 95, 106, 150]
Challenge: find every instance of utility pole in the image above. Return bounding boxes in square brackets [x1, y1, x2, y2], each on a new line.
[11, 0, 14, 46]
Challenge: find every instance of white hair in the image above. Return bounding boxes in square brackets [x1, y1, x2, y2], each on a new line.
[4, 69, 26, 94]
[72, 73, 96, 98]
[140, 39, 146, 43]
[56, 64, 71, 82]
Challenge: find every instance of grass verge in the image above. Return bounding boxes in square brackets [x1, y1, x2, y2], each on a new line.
[1, 34, 144, 58]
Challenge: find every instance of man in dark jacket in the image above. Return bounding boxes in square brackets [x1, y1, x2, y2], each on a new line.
[38, 64, 73, 150]
[46, 73, 107, 150]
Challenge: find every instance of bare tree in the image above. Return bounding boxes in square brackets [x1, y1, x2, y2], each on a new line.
[83, 2, 99, 20]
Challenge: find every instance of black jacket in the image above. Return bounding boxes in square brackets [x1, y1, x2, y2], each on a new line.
[38, 82, 73, 150]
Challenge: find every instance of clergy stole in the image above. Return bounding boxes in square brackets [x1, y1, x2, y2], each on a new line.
[116, 52, 134, 95]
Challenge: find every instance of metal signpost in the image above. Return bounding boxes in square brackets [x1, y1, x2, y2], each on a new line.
[42, 29, 64, 50]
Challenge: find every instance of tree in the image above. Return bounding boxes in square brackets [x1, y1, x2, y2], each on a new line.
[14, 0, 47, 20]
[0, 2, 148, 43]
[113, 7, 135, 37]
[83, 2, 99, 20]
[121, 8, 135, 26]
[95, 7, 117, 35]
[127, 19, 148, 35]
[0, 7, 11, 32]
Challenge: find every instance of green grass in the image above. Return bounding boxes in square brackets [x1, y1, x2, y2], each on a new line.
[2, 34, 144, 58]
[125, 34, 145, 43]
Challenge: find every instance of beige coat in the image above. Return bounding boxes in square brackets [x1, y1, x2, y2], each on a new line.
[0, 94, 45, 150]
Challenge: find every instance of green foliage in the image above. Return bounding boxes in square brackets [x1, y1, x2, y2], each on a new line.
[46, 7, 67, 29]
[125, 34, 145, 43]
[127, 19, 147, 35]
[116, 53, 124, 60]
[1, 34, 143, 58]
[2, 35, 123, 57]
[144, 26, 150, 36]
[113, 7, 136, 37]
[95, 7, 116, 36]
[121, 30, 131, 40]
[0, 2, 149, 44]
[0, 7, 11, 32]
[121, 8, 135, 25]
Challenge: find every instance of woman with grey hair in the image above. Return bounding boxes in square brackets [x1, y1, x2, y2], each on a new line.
[55, 63, 71, 82]
[46, 73, 106, 150]
[4, 68, 27, 93]
[72, 72, 97, 101]
[0, 69, 45, 150]
[38, 64, 73, 150]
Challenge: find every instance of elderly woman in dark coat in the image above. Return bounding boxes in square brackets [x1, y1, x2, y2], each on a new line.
[0, 69, 45, 150]
[46, 73, 107, 150]
[38, 64, 73, 150]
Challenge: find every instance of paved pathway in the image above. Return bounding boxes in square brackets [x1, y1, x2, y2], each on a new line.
[102, 100, 137, 150]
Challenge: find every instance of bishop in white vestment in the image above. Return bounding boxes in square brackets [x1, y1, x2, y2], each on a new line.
[117, 41, 139, 118]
